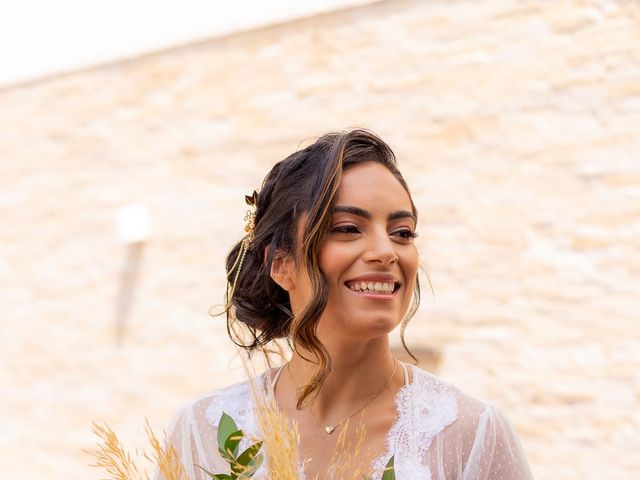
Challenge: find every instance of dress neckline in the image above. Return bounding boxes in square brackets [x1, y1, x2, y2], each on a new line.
[264, 360, 414, 479]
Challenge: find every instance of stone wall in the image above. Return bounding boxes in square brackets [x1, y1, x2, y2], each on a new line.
[1, 0, 639, 478]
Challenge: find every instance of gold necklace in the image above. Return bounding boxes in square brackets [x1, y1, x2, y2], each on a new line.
[286, 359, 397, 435]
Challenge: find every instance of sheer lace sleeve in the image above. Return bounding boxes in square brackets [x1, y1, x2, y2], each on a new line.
[153, 382, 260, 480]
[153, 396, 227, 480]
[463, 403, 533, 480]
[427, 390, 533, 480]
[155, 369, 533, 480]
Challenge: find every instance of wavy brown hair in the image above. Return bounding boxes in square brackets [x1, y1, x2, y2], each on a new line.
[218, 129, 420, 408]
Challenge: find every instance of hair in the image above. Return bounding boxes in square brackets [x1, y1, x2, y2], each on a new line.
[219, 129, 420, 409]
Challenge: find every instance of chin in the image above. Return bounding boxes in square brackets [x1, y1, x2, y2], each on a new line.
[320, 305, 403, 341]
[352, 314, 400, 338]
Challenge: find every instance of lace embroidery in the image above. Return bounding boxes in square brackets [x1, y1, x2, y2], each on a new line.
[205, 382, 256, 430]
[369, 365, 458, 479]
[204, 380, 261, 459]
[203, 364, 458, 479]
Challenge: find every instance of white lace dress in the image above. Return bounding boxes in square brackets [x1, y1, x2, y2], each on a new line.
[156, 363, 533, 479]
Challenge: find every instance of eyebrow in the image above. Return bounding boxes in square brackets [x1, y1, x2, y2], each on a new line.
[333, 205, 416, 223]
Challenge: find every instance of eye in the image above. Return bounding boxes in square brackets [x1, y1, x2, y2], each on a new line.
[392, 229, 418, 240]
[331, 224, 361, 234]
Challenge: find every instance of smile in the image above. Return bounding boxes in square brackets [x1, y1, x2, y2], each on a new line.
[343, 274, 402, 300]
[347, 281, 397, 294]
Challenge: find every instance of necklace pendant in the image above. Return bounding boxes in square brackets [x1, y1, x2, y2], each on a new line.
[324, 425, 336, 435]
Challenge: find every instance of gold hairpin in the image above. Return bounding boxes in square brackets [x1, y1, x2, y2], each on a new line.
[224, 190, 259, 311]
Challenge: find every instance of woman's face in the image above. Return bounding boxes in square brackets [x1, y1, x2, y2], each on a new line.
[288, 162, 419, 342]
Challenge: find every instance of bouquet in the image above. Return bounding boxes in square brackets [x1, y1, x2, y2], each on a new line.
[89, 414, 395, 480]
[88, 358, 396, 479]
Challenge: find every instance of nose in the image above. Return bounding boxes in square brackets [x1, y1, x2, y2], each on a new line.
[362, 227, 398, 265]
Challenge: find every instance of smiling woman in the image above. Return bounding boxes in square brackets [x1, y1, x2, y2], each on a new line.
[156, 130, 534, 480]
[311, 162, 420, 348]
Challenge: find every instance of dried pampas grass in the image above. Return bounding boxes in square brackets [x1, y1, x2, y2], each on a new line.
[87, 420, 188, 480]
[87, 422, 149, 480]
[327, 416, 369, 480]
[244, 354, 303, 480]
[88, 349, 389, 480]
[142, 419, 189, 480]
[242, 353, 373, 480]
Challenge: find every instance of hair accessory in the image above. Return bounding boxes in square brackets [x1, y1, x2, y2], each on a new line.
[242, 190, 258, 239]
[244, 190, 258, 207]
[224, 190, 259, 311]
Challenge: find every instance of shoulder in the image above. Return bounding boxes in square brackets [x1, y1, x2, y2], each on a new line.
[406, 365, 493, 435]
[407, 365, 521, 442]
[178, 379, 255, 429]
[407, 364, 489, 410]
[167, 371, 276, 435]
[404, 366, 534, 478]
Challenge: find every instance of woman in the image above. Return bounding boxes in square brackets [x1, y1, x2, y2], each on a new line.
[159, 130, 534, 479]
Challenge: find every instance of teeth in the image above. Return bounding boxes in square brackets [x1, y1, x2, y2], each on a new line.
[348, 281, 396, 294]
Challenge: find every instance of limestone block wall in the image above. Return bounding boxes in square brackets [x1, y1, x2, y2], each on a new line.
[1, 1, 638, 478]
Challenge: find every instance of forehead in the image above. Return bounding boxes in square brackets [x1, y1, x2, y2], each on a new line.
[335, 162, 413, 211]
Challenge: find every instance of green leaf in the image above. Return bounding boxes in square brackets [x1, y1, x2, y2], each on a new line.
[230, 462, 244, 476]
[237, 452, 263, 479]
[217, 412, 239, 452]
[195, 463, 233, 480]
[380, 455, 396, 480]
[231, 441, 263, 476]
[218, 446, 235, 464]
[223, 429, 244, 459]
[236, 441, 263, 466]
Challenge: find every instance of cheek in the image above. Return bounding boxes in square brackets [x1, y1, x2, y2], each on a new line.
[410, 252, 420, 276]
[402, 250, 420, 288]
[318, 245, 351, 282]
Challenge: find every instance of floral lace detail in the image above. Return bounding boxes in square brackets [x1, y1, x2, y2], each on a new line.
[204, 380, 261, 457]
[205, 381, 257, 431]
[369, 365, 458, 479]
[203, 365, 457, 480]
[204, 375, 279, 479]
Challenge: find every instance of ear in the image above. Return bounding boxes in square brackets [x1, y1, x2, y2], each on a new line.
[269, 249, 296, 292]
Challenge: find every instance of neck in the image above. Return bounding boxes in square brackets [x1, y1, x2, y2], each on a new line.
[286, 335, 399, 418]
